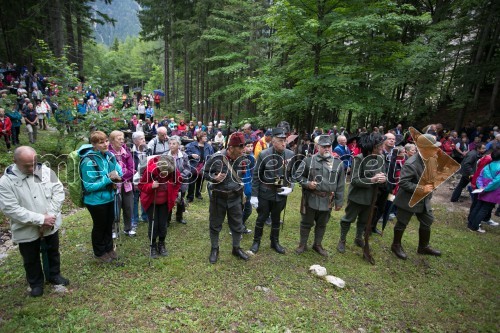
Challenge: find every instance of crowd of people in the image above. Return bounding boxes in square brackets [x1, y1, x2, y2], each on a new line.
[1, 62, 499, 297]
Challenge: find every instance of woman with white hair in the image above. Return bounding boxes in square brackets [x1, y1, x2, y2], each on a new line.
[131, 131, 149, 227]
[108, 130, 135, 237]
[167, 136, 190, 225]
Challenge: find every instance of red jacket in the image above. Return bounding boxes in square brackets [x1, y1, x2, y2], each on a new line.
[0, 116, 12, 136]
[138, 156, 182, 211]
[471, 154, 492, 190]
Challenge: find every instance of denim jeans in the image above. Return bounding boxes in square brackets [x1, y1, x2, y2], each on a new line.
[132, 189, 148, 228]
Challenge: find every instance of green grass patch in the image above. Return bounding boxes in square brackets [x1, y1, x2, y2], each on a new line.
[0, 130, 498, 332]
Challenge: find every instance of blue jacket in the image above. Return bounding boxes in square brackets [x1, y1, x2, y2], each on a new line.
[80, 147, 123, 206]
[77, 103, 87, 115]
[243, 153, 255, 197]
[333, 144, 352, 170]
[185, 141, 214, 167]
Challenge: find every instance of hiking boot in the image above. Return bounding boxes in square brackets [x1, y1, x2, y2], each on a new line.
[354, 237, 364, 248]
[30, 286, 44, 297]
[312, 244, 328, 257]
[337, 240, 346, 254]
[96, 252, 113, 263]
[150, 245, 159, 259]
[232, 247, 249, 261]
[158, 242, 168, 257]
[176, 219, 187, 224]
[295, 243, 307, 254]
[48, 275, 70, 286]
[107, 250, 118, 260]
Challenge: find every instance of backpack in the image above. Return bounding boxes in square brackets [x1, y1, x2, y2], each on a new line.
[67, 144, 97, 207]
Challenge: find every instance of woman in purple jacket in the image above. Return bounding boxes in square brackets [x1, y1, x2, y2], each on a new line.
[109, 130, 136, 237]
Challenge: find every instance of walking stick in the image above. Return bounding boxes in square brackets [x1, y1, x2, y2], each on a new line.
[113, 187, 121, 250]
[363, 185, 378, 265]
[148, 189, 157, 267]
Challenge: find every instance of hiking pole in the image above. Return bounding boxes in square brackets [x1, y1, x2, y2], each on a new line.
[113, 187, 121, 252]
[363, 185, 378, 265]
[148, 189, 157, 267]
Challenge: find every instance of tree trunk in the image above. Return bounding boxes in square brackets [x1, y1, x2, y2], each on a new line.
[49, 0, 63, 57]
[489, 72, 500, 121]
[76, 15, 84, 74]
[184, 45, 189, 112]
[164, 32, 169, 107]
[64, 0, 76, 65]
[200, 63, 205, 120]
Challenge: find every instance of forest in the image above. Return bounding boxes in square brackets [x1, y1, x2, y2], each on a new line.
[0, 0, 499, 132]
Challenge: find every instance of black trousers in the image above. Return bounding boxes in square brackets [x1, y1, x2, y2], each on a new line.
[147, 202, 168, 243]
[18, 231, 62, 288]
[451, 175, 470, 202]
[187, 174, 203, 200]
[254, 198, 286, 241]
[86, 201, 115, 257]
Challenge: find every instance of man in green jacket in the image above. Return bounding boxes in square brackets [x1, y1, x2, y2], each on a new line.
[391, 134, 443, 260]
[294, 135, 345, 257]
[337, 133, 386, 254]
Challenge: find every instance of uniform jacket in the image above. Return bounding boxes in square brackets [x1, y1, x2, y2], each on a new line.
[80, 148, 123, 206]
[204, 149, 247, 207]
[295, 153, 345, 210]
[393, 154, 432, 213]
[0, 164, 64, 243]
[347, 153, 385, 206]
[252, 147, 296, 201]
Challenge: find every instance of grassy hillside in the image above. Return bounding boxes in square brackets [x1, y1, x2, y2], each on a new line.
[0, 185, 498, 332]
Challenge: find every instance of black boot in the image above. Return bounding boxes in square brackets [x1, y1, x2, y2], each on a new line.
[391, 229, 407, 260]
[354, 222, 365, 247]
[209, 247, 219, 264]
[158, 242, 168, 256]
[232, 247, 249, 261]
[337, 221, 350, 254]
[150, 244, 159, 259]
[417, 229, 441, 256]
[296, 228, 310, 254]
[251, 220, 264, 253]
[270, 228, 285, 254]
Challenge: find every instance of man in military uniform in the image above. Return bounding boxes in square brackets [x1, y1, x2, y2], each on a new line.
[249, 127, 295, 254]
[294, 135, 345, 256]
[391, 134, 442, 260]
[204, 132, 250, 264]
[337, 133, 386, 254]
